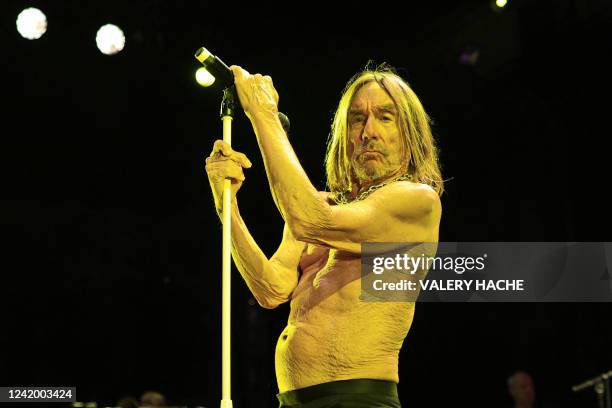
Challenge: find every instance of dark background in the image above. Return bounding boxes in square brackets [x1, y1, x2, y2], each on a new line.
[2, 0, 611, 407]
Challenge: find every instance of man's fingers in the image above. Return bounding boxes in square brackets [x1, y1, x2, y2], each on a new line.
[210, 140, 223, 156]
[211, 140, 235, 159]
[229, 65, 249, 81]
[211, 139, 231, 156]
[236, 152, 252, 168]
[229, 66, 242, 79]
[209, 140, 252, 168]
[206, 160, 245, 181]
[225, 162, 245, 181]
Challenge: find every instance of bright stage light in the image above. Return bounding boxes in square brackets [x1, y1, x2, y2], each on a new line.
[16, 8, 47, 40]
[196, 67, 216, 87]
[490, 0, 509, 13]
[96, 24, 125, 55]
[495, 0, 508, 8]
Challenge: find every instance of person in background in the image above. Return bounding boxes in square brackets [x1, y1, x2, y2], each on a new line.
[116, 396, 139, 408]
[140, 390, 166, 407]
[508, 371, 536, 408]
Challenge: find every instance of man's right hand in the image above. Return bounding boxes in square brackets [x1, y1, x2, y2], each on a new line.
[205, 140, 252, 213]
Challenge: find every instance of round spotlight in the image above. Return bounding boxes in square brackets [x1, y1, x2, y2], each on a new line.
[196, 67, 216, 87]
[96, 24, 125, 55]
[16, 8, 47, 40]
[490, 0, 510, 13]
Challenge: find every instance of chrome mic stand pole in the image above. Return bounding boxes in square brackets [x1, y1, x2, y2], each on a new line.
[219, 87, 236, 408]
[194, 46, 236, 408]
[194, 46, 290, 408]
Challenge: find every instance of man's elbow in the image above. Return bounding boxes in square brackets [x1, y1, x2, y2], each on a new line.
[286, 194, 332, 242]
[253, 280, 293, 310]
[256, 295, 286, 310]
[256, 263, 297, 309]
[286, 213, 330, 243]
[258, 299, 281, 309]
[287, 219, 325, 244]
[287, 218, 308, 242]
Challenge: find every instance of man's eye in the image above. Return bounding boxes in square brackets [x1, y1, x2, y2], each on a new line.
[382, 115, 393, 122]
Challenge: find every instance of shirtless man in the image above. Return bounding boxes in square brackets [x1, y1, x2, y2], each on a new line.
[205, 65, 444, 407]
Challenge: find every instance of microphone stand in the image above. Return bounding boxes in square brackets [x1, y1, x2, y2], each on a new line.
[219, 86, 236, 408]
[195, 46, 289, 407]
[572, 370, 612, 408]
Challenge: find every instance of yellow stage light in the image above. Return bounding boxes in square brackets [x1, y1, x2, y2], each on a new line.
[196, 67, 216, 87]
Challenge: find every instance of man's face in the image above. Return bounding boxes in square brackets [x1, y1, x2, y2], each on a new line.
[509, 373, 535, 405]
[348, 81, 405, 184]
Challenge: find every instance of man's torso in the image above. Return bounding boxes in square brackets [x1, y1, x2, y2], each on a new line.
[275, 187, 439, 392]
[274, 243, 415, 392]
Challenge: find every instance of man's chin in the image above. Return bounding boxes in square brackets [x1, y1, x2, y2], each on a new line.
[354, 165, 391, 184]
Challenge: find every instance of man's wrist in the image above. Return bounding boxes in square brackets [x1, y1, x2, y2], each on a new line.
[216, 197, 239, 219]
[250, 109, 281, 130]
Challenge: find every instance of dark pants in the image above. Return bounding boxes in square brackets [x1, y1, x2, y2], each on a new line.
[276, 379, 402, 408]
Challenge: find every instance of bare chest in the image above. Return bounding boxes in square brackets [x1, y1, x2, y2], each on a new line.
[291, 244, 362, 318]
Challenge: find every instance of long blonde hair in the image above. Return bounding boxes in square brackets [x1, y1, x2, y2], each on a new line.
[324, 65, 444, 196]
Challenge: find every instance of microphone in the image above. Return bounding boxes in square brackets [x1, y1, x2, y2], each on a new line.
[195, 47, 290, 133]
[195, 47, 234, 88]
[277, 112, 290, 134]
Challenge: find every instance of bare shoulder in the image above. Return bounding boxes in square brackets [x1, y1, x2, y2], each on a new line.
[368, 180, 441, 220]
[369, 180, 439, 200]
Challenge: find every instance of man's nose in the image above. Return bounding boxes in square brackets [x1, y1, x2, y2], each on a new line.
[362, 116, 379, 140]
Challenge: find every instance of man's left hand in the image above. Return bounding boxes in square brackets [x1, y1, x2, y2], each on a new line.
[229, 65, 279, 120]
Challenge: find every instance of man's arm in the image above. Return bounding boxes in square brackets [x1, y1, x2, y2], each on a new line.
[229, 67, 440, 253]
[228, 200, 305, 309]
[205, 139, 303, 309]
[293, 182, 440, 252]
[252, 113, 440, 250]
